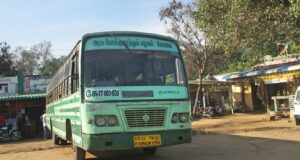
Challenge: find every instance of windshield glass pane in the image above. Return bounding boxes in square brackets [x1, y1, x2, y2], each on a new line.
[84, 50, 186, 87]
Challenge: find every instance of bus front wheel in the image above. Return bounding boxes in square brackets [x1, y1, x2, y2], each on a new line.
[142, 147, 157, 155]
[74, 146, 86, 160]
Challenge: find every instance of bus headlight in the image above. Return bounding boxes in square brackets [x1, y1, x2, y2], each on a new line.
[171, 113, 179, 123]
[108, 116, 118, 126]
[95, 116, 106, 126]
[179, 113, 189, 122]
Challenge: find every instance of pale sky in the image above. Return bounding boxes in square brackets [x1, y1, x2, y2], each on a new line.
[0, 0, 191, 57]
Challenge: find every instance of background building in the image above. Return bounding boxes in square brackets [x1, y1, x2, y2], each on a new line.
[217, 55, 300, 113]
[0, 75, 51, 138]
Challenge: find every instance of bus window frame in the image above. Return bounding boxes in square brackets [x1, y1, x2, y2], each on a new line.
[80, 34, 190, 102]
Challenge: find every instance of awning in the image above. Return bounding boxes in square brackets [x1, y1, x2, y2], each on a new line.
[0, 93, 46, 101]
[216, 63, 300, 81]
[189, 79, 235, 85]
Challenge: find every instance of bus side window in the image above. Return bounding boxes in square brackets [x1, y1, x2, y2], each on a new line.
[71, 54, 79, 94]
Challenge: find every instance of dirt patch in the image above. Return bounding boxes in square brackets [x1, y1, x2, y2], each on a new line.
[1, 113, 300, 160]
[0, 139, 70, 154]
[192, 113, 300, 142]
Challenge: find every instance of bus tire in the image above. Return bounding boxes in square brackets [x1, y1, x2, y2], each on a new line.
[296, 119, 300, 125]
[74, 146, 86, 160]
[60, 138, 67, 145]
[66, 119, 72, 141]
[53, 134, 59, 145]
[142, 147, 157, 155]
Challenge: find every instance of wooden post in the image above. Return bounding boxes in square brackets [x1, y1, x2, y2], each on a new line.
[241, 81, 246, 110]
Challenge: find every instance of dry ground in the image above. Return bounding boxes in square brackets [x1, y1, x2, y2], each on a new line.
[192, 113, 300, 142]
[1, 113, 300, 160]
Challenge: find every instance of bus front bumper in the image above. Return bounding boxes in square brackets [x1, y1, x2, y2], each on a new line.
[81, 129, 192, 151]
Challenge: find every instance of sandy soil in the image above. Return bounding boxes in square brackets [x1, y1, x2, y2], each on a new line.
[192, 113, 300, 142]
[1, 113, 300, 160]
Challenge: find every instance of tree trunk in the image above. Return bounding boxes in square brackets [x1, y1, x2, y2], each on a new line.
[193, 73, 204, 115]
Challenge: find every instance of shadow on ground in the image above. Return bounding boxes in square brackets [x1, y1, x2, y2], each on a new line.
[86, 133, 300, 160]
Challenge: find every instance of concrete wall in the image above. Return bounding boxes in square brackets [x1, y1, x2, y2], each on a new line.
[244, 83, 254, 111]
[0, 76, 18, 95]
[231, 84, 242, 103]
[231, 82, 254, 111]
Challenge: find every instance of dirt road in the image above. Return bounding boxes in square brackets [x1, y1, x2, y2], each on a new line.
[193, 113, 300, 142]
[1, 113, 300, 160]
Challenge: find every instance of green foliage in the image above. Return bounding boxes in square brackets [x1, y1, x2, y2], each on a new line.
[0, 41, 67, 76]
[287, 38, 300, 54]
[160, 0, 226, 113]
[14, 46, 39, 75]
[195, 0, 300, 72]
[40, 56, 66, 75]
[31, 41, 52, 62]
[160, 0, 223, 80]
[14, 41, 54, 75]
[0, 42, 17, 76]
[289, 0, 300, 18]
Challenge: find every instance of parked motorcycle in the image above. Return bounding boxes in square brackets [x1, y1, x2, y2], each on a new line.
[193, 101, 224, 118]
[233, 102, 246, 112]
[0, 123, 22, 141]
[202, 106, 215, 118]
[200, 105, 223, 118]
[215, 105, 223, 114]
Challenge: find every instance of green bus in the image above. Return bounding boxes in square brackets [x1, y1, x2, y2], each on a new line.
[46, 31, 191, 160]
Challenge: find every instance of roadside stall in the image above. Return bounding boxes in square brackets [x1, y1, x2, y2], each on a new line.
[0, 94, 46, 140]
[189, 78, 234, 112]
[216, 55, 300, 121]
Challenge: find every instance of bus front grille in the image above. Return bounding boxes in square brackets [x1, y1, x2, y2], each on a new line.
[124, 109, 166, 128]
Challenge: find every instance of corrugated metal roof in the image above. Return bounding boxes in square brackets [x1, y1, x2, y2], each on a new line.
[189, 79, 235, 85]
[0, 93, 46, 101]
[216, 63, 300, 81]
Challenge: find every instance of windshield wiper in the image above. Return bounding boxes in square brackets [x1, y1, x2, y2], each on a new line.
[121, 41, 132, 54]
[107, 33, 132, 54]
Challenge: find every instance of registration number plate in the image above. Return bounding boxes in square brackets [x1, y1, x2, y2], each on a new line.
[133, 134, 162, 148]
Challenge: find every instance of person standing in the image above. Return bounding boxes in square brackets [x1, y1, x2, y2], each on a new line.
[40, 113, 50, 139]
[24, 115, 31, 138]
[0, 115, 5, 127]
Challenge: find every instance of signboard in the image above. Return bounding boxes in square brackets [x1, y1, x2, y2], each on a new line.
[0, 76, 18, 95]
[0, 76, 18, 84]
[85, 36, 179, 53]
[84, 86, 188, 101]
[23, 76, 51, 93]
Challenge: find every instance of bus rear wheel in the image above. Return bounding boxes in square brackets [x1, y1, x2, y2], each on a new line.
[296, 119, 300, 125]
[53, 134, 59, 145]
[74, 146, 86, 160]
[60, 138, 67, 145]
[142, 147, 157, 155]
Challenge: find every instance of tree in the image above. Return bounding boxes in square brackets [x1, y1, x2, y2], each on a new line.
[0, 42, 17, 76]
[14, 46, 39, 75]
[31, 41, 53, 67]
[195, 0, 300, 72]
[15, 41, 54, 75]
[160, 0, 222, 114]
[40, 56, 66, 75]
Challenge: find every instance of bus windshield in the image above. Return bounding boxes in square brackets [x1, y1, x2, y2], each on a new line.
[83, 50, 186, 87]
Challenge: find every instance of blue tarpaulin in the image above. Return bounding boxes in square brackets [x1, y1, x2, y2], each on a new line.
[215, 63, 300, 81]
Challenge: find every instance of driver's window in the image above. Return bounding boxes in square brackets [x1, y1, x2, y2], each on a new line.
[71, 54, 79, 93]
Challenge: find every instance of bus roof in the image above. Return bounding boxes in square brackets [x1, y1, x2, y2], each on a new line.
[82, 31, 177, 43]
